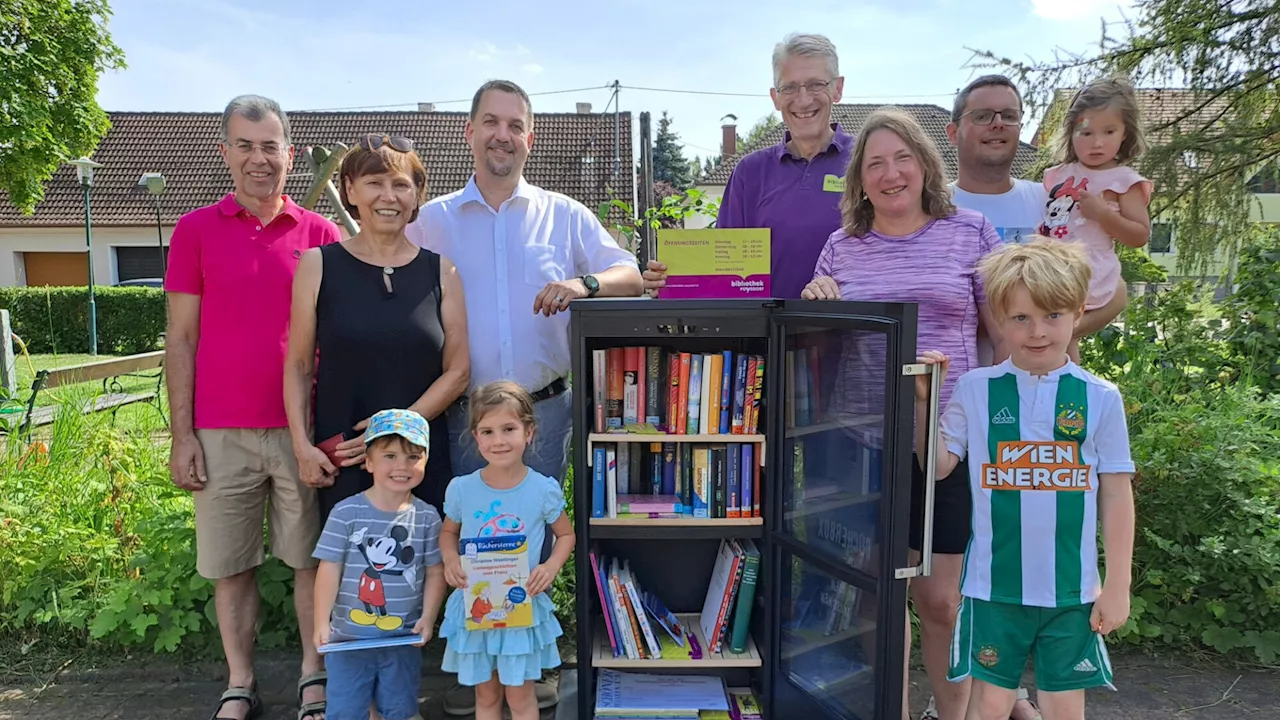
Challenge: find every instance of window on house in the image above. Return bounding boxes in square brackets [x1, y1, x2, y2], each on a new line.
[115, 246, 169, 282]
[1149, 223, 1174, 254]
[1182, 151, 1199, 168]
[1247, 164, 1280, 194]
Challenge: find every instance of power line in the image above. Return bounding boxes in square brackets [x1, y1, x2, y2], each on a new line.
[299, 84, 614, 113]
[619, 84, 958, 100]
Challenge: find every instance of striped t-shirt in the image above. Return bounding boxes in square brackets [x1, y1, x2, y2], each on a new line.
[814, 208, 1000, 444]
[941, 360, 1134, 607]
[314, 493, 442, 642]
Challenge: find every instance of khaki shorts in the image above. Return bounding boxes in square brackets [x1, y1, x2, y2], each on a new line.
[193, 428, 320, 579]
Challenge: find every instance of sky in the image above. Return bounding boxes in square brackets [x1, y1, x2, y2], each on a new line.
[96, 0, 1139, 165]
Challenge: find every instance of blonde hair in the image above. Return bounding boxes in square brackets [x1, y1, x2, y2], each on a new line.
[979, 237, 1093, 316]
[467, 380, 537, 435]
[1052, 76, 1148, 165]
[840, 108, 955, 238]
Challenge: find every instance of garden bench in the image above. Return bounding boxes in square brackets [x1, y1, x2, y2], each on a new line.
[16, 351, 166, 438]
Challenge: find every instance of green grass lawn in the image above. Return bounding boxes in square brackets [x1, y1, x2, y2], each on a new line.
[4, 352, 168, 434]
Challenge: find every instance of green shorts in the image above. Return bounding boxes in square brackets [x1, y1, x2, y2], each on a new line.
[948, 596, 1115, 693]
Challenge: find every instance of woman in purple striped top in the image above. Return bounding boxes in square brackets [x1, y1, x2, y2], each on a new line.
[802, 108, 1005, 720]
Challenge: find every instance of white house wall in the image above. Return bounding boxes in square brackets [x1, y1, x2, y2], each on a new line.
[682, 185, 725, 230]
[0, 226, 173, 287]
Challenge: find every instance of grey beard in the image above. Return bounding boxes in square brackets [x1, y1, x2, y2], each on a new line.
[485, 157, 514, 176]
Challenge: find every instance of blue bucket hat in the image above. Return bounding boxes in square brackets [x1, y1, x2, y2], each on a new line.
[364, 408, 430, 449]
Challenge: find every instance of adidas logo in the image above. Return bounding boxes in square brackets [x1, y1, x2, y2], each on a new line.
[1074, 658, 1098, 673]
[992, 407, 1016, 425]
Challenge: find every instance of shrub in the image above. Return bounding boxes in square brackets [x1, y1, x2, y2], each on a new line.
[0, 286, 166, 355]
[0, 407, 298, 653]
[1081, 281, 1280, 664]
[1118, 243, 1169, 284]
[1223, 229, 1280, 394]
[1117, 377, 1280, 663]
[1, 402, 580, 654]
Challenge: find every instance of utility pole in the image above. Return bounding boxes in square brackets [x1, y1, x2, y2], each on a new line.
[637, 111, 655, 265]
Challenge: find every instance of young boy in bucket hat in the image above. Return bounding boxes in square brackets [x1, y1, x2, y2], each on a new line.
[312, 409, 447, 720]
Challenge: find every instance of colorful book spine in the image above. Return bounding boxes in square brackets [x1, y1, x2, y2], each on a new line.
[686, 354, 703, 434]
[661, 442, 676, 495]
[592, 446, 606, 518]
[645, 346, 662, 425]
[731, 353, 749, 434]
[728, 540, 761, 653]
[706, 352, 723, 434]
[727, 442, 740, 518]
[748, 356, 765, 433]
[692, 445, 711, 518]
[606, 348, 624, 429]
[592, 349, 607, 433]
[622, 347, 640, 425]
[719, 350, 733, 433]
[667, 352, 682, 433]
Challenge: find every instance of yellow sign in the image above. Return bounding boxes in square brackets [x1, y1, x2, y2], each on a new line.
[981, 441, 1091, 491]
[822, 174, 846, 193]
[655, 228, 771, 299]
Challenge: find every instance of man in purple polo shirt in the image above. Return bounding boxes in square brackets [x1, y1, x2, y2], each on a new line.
[166, 95, 340, 720]
[643, 32, 852, 298]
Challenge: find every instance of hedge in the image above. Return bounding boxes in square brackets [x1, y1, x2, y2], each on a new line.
[0, 286, 166, 355]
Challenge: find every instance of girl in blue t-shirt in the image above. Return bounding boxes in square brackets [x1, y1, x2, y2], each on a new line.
[438, 380, 574, 720]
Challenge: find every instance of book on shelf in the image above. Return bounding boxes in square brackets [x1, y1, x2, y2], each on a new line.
[591, 345, 766, 436]
[592, 440, 760, 520]
[593, 669, 730, 718]
[591, 545, 694, 660]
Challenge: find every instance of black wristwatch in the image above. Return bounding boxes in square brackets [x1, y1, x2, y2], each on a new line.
[580, 274, 600, 298]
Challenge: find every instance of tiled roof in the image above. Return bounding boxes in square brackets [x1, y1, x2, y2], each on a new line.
[1032, 88, 1232, 148]
[701, 103, 1039, 186]
[0, 110, 633, 227]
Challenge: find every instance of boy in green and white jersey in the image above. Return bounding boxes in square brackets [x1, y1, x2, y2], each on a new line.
[915, 238, 1136, 720]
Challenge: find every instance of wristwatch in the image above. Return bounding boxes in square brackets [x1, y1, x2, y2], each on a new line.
[580, 274, 600, 298]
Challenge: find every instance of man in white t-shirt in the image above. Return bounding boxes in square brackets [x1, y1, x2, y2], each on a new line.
[918, 74, 1046, 720]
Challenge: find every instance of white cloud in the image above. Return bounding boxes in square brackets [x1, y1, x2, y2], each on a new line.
[468, 44, 496, 62]
[521, 63, 545, 75]
[1029, 0, 1132, 21]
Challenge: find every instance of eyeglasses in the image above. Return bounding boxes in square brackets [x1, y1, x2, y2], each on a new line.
[226, 141, 288, 157]
[357, 134, 415, 152]
[776, 80, 834, 97]
[959, 108, 1022, 126]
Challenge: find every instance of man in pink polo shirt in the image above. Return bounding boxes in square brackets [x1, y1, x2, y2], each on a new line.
[164, 95, 340, 720]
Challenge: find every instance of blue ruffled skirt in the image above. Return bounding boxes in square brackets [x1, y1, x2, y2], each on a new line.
[440, 588, 562, 687]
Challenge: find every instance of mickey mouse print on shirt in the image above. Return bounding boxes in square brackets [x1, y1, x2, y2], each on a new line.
[348, 524, 418, 631]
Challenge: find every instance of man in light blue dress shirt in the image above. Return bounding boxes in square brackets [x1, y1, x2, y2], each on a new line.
[406, 78, 642, 715]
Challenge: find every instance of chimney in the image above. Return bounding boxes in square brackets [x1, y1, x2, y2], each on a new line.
[721, 121, 737, 159]
[417, 102, 435, 112]
[576, 102, 592, 114]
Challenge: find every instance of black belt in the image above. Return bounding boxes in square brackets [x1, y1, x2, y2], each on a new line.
[530, 377, 568, 403]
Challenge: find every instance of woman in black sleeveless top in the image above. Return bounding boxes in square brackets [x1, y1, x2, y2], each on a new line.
[284, 134, 469, 521]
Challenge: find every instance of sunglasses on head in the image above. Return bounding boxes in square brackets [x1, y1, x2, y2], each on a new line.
[357, 134, 415, 153]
